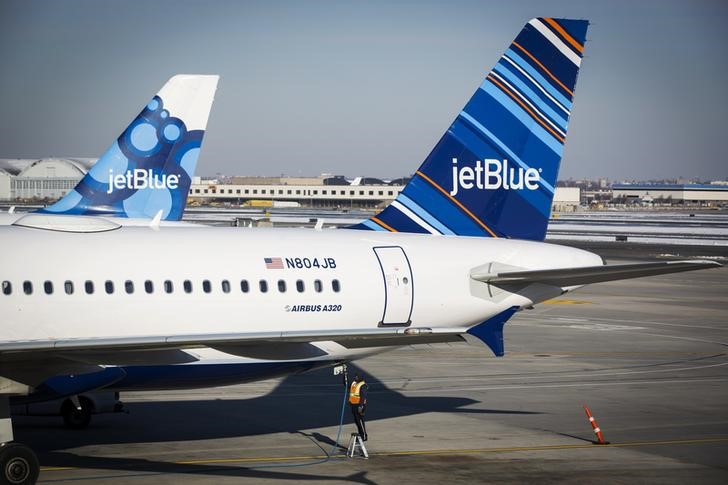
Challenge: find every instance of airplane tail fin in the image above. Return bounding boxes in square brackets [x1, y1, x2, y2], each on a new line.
[39, 75, 219, 220]
[350, 18, 588, 240]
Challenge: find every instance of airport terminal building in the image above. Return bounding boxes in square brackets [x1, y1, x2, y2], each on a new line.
[188, 177, 581, 212]
[0, 158, 92, 201]
[612, 183, 728, 206]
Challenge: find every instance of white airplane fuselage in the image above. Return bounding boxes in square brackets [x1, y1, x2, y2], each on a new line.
[0, 226, 602, 401]
[1, 224, 602, 394]
[1, 225, 601, 344]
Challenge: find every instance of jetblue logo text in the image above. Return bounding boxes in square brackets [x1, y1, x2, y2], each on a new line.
[449, 158, 541, 196]
[107, 169, 179, 194]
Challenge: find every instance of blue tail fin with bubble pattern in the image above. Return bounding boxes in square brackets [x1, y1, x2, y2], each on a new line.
[39, 75, 218, 221]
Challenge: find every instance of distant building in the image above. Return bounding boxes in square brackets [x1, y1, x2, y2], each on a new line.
[189, 178, 401, 209]
[612, 183, 728, 205]
[552, 187, 580, 212]
[189, 178, 582, 211]
[0, 158, 93, 201]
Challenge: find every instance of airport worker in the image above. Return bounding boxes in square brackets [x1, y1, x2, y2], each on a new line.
[348, 374, 368, 441]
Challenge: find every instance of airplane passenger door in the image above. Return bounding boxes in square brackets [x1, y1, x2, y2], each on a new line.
[373, 246, 413, 326]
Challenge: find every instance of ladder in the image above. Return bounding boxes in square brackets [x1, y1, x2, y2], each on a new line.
[346, 433, 369, 459]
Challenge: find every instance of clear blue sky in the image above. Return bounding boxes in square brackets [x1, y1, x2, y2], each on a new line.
[1, 0, 726, 181]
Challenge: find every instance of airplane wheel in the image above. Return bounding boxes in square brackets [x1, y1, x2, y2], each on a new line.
[0, 443, 39, 485]
[61, 397, 92, 429]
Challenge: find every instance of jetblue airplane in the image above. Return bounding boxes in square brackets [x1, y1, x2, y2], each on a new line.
[0, 18, 720, 484]
[0, 74, 218, 226]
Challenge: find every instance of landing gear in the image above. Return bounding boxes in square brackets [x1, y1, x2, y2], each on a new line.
[61, 397, 92, 429]
[0, 397, 39, 485]
[0, 443, 39, 485]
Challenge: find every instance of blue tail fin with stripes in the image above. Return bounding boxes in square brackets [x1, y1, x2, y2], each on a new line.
[350, 18, 588, 240]
[39, 75, 218, 221]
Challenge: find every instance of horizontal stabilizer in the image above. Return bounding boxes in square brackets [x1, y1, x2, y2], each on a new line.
[471, 260, 722, 287]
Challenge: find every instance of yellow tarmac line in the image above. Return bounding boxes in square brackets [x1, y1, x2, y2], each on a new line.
[543, 299, 593, 304]
[39, 437, 728, 471]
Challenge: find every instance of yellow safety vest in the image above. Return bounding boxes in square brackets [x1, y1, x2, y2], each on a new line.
[349, 381, 365, 404]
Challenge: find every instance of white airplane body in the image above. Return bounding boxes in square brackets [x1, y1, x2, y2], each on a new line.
[0, 18, 721, 485]
[1, 224, 599, 344]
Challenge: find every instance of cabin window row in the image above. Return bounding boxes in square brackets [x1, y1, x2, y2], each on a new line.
[1, 279, 341, 296]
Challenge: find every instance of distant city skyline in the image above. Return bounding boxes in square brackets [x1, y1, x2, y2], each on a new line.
[1, 0, 727, 181]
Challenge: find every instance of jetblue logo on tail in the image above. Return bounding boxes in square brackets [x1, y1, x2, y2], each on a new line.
[449, 158, 541, 196]
[106, 169, 180, 194]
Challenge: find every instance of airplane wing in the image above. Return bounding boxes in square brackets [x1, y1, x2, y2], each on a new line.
[0, 327, 470, 387]
[1, 260, 720, 386]
[0, 326, 465, 355]
[470, 260, 722, 287]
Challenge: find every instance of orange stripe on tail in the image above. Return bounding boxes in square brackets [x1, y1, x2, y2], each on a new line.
[371, 216, 397, 232]
[415, 171, 498, 238]
[487, 74, 565, 143]
[543, 18, 584, 54]
[513, 41, 574, 97]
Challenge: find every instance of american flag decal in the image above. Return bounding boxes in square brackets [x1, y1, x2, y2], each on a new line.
[264, 257, 284, 269]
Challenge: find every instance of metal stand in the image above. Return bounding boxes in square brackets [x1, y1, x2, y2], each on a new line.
[347, 432, 369, 459]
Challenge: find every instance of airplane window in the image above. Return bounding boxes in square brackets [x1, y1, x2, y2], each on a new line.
[145, 280, 154, 294]
[296, 280, 304, 293]
[222, 280, 231, 293]
[332, 279, 341, 292]
[105, 280, 114, 294]
[183, 280, 192, 293]
[85, 280, 94, 294]
[64, 281, 74, 295]
[44, 281, 53, 295]
[125, 280, 134, 294]
[23, 281, 32, 295]
[203, 280, 211, 293]
[278, 280, 286, 292]
[164, 280, 173, 293]
[240, 280, 249, 293]
[259, 280, 268, 293]
[1, 281, 11, 295]
[314, 279, 323, 293]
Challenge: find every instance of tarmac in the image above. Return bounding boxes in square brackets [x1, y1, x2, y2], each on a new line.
[14, 248, 728, 484]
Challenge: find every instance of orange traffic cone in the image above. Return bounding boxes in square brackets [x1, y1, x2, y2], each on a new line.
[583, 405, 609, 445]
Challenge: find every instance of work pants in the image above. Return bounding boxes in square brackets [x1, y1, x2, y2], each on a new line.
[350, 404, 367, 439]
